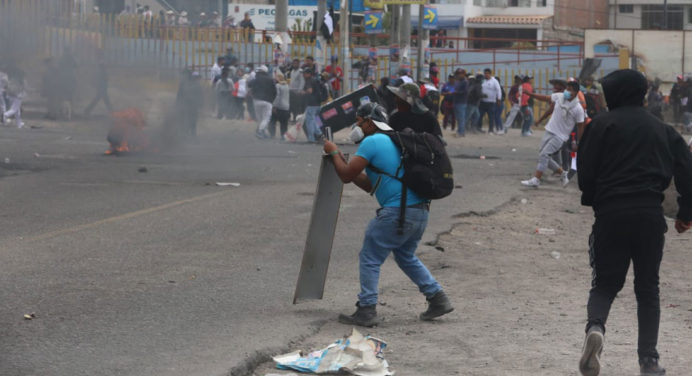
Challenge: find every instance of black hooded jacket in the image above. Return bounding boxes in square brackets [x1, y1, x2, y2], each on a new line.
[577, 69, 692, 221]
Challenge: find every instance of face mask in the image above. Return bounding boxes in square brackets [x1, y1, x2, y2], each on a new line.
[350, 125, 365, 144]
[563, 90, 572, 100]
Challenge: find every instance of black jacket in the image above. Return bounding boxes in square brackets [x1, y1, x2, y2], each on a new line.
[389, 110, 442, 138]
[248, 72, 277, 103]
[578, 106, 692, 221]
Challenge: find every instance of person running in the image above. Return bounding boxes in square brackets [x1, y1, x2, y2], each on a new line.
[502, 75, 523, 130]
[576, 69, 692, 376]
[322, 102, 453, 327]
[248, 65, 276, 139]
[520, 81, 585, 187]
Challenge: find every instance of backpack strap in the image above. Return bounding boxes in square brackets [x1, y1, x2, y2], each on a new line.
[368, 132, 407, 234]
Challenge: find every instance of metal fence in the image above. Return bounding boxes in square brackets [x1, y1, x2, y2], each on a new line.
[2, 0, 618, 119]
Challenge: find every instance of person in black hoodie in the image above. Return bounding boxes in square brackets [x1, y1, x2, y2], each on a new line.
[248, 65, 277, 139]
[577, 69, 692, 376]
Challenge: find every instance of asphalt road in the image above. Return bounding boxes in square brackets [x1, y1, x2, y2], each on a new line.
[0, 115, 538, 376]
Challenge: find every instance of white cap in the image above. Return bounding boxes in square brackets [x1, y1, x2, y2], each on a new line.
[372, 120, 393, 131]
[257, 65, 269, 73]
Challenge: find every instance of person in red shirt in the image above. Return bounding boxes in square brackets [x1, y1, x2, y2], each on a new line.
[324, 56, 343, 98]
[520, 75, 534, 136]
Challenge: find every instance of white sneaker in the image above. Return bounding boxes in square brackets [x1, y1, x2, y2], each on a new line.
[494, 129, 505, 135]
[17, 122, 25, 129]
[521, 177, 540, 187]
[579, 327, 604, 376]
[561, 171, 570, 187]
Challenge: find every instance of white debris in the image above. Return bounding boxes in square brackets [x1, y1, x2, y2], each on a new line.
[215, 182, 241, 187]
[273, 328, 393, 376]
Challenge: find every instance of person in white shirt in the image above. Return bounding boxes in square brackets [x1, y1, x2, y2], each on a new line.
[477, 68, 503, 134]
[521, 81, 586, 188]
[214, 67, 234, 119]
[3, 64, 26, 128]
[210, 56, 224, 83]
[178, 11, 189, 26]
[0, 68, 7, 124]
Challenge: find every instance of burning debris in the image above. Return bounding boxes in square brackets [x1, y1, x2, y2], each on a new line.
[105, 108, 151, 155]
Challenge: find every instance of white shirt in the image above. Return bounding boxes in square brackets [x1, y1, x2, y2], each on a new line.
[423, 83, 438, 92]
[288, 68, 304, 91]
[236, 78, 247, 98]
[210, 64, 222, 82]
[400, 75, 414, 84]
[546, 92, 585, 142]
[481, 76, 502, 103]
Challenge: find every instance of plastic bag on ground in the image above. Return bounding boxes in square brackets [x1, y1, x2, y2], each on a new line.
[272, 328, 393, 376]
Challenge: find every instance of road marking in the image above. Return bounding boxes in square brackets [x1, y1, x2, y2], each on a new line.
[25, 190, 229, 242]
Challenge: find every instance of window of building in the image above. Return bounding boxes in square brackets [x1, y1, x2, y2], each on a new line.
[537, 0, 547, 7]
[473, 0, 482, 5]
[486, 0, 505, 7]
[688, 6, 692, 23]
[618, 4, 633, 14]
[507, 0, 530, 6]
[642, 4, 683, 30]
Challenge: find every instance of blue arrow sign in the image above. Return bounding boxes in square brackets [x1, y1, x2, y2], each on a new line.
[422, 5, 438, 30]
[364, 11, 384, 34]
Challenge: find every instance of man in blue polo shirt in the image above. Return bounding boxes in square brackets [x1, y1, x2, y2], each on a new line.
[322, 102, 453, 327]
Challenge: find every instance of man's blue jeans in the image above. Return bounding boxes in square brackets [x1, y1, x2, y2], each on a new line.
[494, 101, 504, 132]
[303, 106, 322, 142]
[358, 207, 442, 306]
[521, 106, 534, 135]
[453, 103, 467, 135]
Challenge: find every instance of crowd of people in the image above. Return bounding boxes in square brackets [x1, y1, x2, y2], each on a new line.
[207, 52, 343, 141]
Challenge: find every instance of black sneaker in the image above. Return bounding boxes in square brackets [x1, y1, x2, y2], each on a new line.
[640, 357, 666, 375]
[579, 325, 604, 376]
[338, 302, 380, 327]
[420, 291, 454, 321]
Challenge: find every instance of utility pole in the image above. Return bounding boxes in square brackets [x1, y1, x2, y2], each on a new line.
[390, 5, 400, 77]
[275, 0, 289, 58]
[400, 4, 411, 65]
[416, 4, 424, 81]
[339, 0, 350, 93]
[663, 0, 668, 30]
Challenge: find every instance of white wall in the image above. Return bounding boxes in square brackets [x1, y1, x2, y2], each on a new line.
[584, 29, 691, 82]
[610, 4, 642, 29]
[466, 0, 553, 16]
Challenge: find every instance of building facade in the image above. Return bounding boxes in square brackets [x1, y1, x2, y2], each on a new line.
[610, 0, 692, 30]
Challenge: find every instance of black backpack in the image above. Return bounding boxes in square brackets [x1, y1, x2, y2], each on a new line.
[369, 128, 454, 232]
[319, 82, 329, 102]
